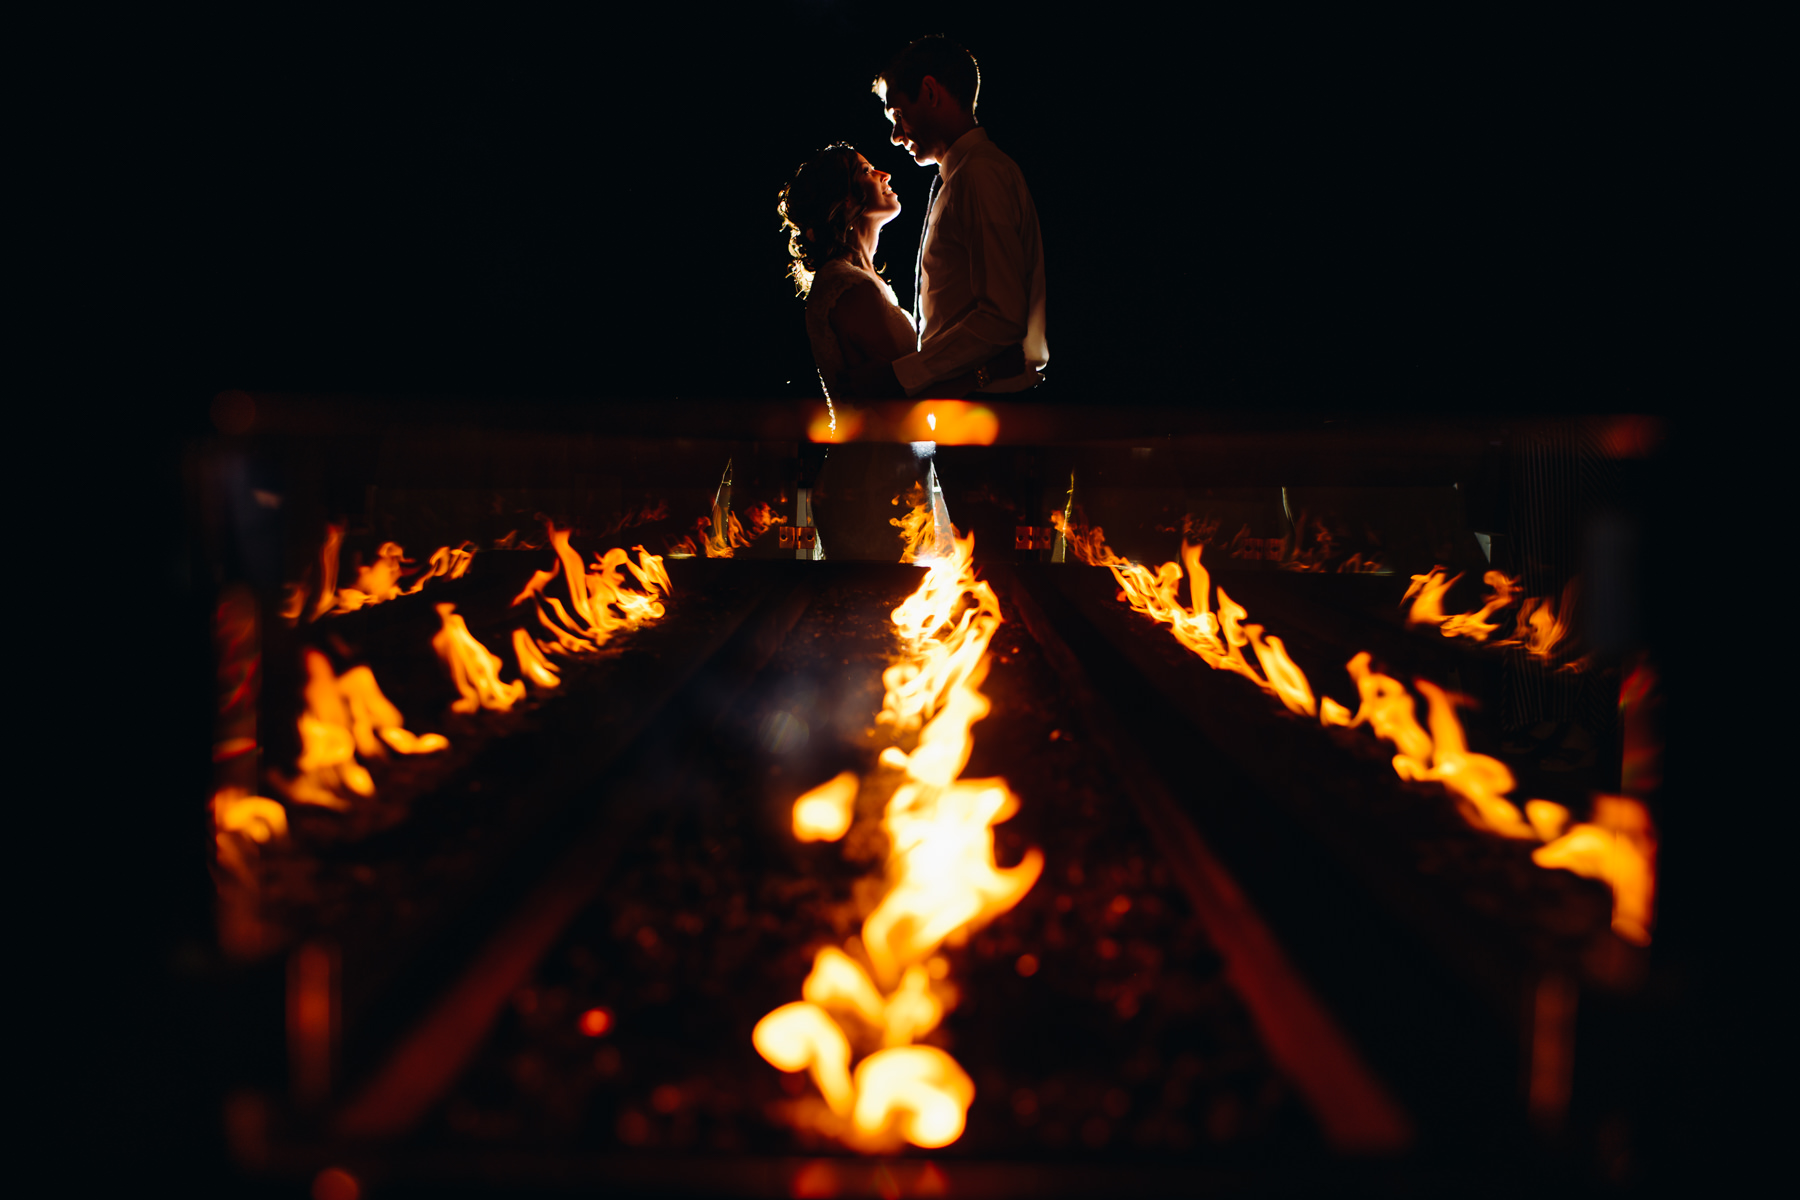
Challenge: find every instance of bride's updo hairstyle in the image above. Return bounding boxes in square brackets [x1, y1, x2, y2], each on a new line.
[778, 143, 867, 298]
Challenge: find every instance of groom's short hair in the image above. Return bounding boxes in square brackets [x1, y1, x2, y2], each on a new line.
[876, 36, 980, 113]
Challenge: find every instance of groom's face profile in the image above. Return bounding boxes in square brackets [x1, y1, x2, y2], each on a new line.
[880, 78, 946, 166]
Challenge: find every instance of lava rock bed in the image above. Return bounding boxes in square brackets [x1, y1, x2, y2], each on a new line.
[420, 567, 1323, 1165]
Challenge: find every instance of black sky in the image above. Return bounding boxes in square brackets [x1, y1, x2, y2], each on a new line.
[91, 4, 1710, 418]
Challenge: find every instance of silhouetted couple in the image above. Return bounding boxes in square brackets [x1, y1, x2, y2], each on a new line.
[779, 36, 1047, 403]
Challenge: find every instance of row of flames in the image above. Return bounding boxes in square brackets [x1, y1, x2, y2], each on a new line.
[752, 531, 1042, 1151]
[1404, 565, 1582, 667]
[215, 522, 673, 873]
[1055, 516, 1654, 947]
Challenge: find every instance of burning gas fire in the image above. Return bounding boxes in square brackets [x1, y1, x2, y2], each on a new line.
[1404, 567, 1523, 642]
[891, 482, 935, 565]
[755, 532, 1040, 1150]
[281, 526, 479, 622]
[792, 771, 858, 842]
[434, 605, 527, 714]
[1532, 796, 1656, 945]
[1059, 518, 1656, 943]
[279, 649, 449, 810]
[267, 519, 671, 819]
[212, 787, 289, 885]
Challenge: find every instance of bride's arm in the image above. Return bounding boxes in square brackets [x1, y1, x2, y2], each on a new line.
[829, 280, 1023, 399]
[827, 280, 914, 373]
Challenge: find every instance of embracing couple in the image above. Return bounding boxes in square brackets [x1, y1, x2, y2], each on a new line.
[779, 36, 1047, 403]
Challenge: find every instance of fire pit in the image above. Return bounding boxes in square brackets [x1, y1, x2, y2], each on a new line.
[193, 395, 1671, 1194]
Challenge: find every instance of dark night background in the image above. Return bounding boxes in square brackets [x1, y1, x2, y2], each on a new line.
[82, 4, 1711, 414]
[38, 4, 1754, 1192]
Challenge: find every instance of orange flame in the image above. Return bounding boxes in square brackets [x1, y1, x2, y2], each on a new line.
[1401, 567, 1462, 628]
[281, 527, 480, 622]
[793, 771, 858, 842]
[744, 502, 788, 541]
[331, 542, 410, 612]
[1342, 652, 1433, 769]
[891, 484, 935, 564]
[511, 628, 562, 689]
[1408, 681, 1536, 839]
[1406, 567, 1522, 642]
[753, 1001, 855, 1117]
[1064, 513, 1656, 942]
[1533, 796, 1657, 945]
[403, 542, 478, 594]
[901, 401, 999, 446]
[510, 563, 560, 608]
[539, 524, 671, 648]
[1246, 625, 1317, 717]
[1440, 572, 1523, 641]
[852, 1046, 975, 1147]
[756, 531, 1035, 1150]
[432, 604, 526, 713]
[212, 787, 288, 883]
[285, 650, 447, 809]
[705, 510, 749, 558]
[1515, 595, 1571, 662]
[280, 523, 347, 623]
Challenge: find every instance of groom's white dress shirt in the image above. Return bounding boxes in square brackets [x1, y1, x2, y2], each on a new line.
[892, 128, 1048, 396]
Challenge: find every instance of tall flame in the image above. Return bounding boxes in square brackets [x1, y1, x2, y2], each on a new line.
[432, 604, 526, 714]
[284, 649, 447, 809]
[756, 531, 1038, 1150]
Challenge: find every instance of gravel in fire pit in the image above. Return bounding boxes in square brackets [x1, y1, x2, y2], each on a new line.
[421, 566, 1323, 1166]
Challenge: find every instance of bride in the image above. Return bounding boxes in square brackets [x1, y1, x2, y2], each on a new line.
[777, 145, 1005, 558]
[778, 144, 1012, 401]
[777, 143, 917, 401]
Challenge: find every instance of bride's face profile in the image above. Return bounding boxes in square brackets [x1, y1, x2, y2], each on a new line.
[854, 156, 902, 227]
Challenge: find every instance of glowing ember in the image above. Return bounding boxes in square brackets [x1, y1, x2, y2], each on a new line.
[432, 604, 526, 714]
[792, 771, 858, 842]
[1532, 796, 1657, 945]
[755, 531, 1036, 1150]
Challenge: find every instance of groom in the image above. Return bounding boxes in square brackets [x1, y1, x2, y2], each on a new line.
[861, 36, 1047, 398]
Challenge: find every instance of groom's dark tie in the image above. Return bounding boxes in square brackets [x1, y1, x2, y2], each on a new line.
[912, 171, 941, 345]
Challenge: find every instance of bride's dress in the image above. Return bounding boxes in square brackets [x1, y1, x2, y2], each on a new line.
[805, 258, 916, 400]
[803, 259, 927, 560]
